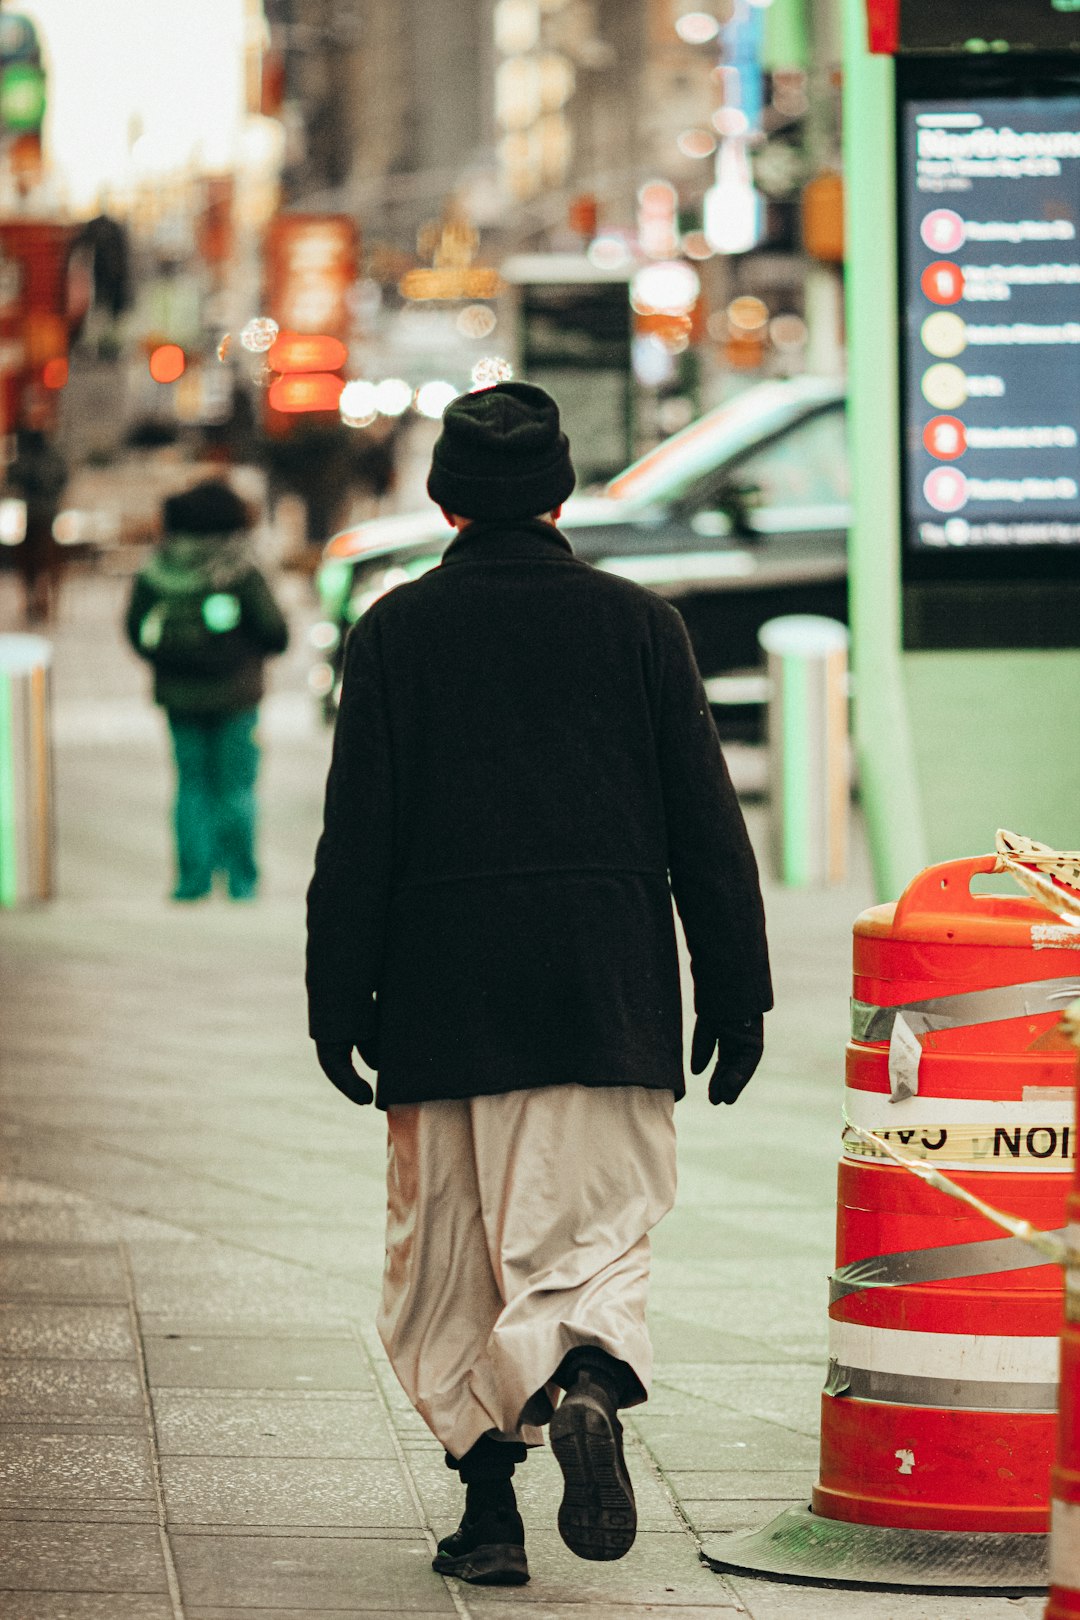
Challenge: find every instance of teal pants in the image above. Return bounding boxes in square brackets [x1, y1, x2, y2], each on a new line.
[167, 709, 260, 900]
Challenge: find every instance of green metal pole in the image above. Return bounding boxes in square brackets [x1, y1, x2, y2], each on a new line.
[841, 0, 927, 899]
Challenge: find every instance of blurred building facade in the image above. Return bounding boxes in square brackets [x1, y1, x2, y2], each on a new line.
[264, 0, 844, 406]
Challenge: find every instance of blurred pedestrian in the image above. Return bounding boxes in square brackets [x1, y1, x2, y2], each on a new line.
[306, 382, 771, 1585]
[6, 406, 68, 625]
[125, 479, 288, 902]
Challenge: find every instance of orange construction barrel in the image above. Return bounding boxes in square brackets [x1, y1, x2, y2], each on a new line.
[1047, 999, 1080, 1618]
[813, 854, 1078, 1534]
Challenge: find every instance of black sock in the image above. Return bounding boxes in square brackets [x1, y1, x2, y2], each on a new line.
[555, 1346, 642, 1408]
[447, 1432, 527, 1486]
[465, 1476, 517, 1517]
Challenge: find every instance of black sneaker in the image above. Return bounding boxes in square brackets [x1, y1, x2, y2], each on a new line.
[432, 1506, 529, 1585]
[550, 1370, 637, 1561]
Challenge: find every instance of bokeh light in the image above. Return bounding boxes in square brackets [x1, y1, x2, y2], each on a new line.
[267, 333, 347, 374]
[148, 344, 185, 384]
[712, 107, 750, 137]
[677, 128, 717, 160]
[239, 316, 279, 354]
[471, 357, 514, 388]
[630, 260, 700, 316]
[681, 231, 715, 261]
[268, 373, 345, 413]
[674, 11, 721, 44]
[587, 235, 633, 272]
[769, 312, 808, 350]
[415, 380, 459, 419]
[456, 304, 498, 340]
[339, 379, 379, 427]
[727, 295, 769, 332]
[374, 378, 414, 416]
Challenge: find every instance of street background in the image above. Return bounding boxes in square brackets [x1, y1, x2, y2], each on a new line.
[0, 550, 1046, 1619]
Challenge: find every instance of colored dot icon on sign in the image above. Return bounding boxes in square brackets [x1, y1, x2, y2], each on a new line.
[924, 466, 968, 512]
[921, 209, 965, 254]
[921, 311, 968, 359]
[923, 415, 967, 460]
[921, 260, 964, 305]
[921, 363, 968, 411]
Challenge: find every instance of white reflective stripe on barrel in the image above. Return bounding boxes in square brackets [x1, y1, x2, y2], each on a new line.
[845, 1087, 1074, 1129]
[1050, 1499, 1080, 1590]
[829, 1320, 1060, 1384]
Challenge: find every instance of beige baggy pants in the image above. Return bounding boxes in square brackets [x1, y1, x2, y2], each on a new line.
[376, 1083, 677, 1461]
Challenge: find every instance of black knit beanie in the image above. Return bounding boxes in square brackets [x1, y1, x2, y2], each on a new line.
[427, 381, 576, 521]
[163, 479, 250, 537]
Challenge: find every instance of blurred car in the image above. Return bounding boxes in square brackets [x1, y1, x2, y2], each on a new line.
[311, 375, 849, 738]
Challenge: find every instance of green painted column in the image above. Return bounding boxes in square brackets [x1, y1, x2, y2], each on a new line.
[841, 0, 927, 899]
[841, 1, 1080, 893]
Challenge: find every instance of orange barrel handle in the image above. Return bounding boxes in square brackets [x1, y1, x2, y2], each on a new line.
[892, 854, 1000, 930]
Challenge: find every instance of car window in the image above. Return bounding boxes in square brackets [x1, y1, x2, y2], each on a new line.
[686, 404, 850, 534]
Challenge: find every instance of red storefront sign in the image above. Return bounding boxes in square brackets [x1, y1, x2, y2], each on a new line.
[0, 220, 76, 432]
[263, 214, 358, 338]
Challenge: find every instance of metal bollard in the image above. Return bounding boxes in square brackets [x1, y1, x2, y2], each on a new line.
[0, 634, 54, 906]
[757, 614, 849, 886]
[1047, 997, 1080, 1619]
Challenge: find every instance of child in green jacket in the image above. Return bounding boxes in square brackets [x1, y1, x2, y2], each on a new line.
[126, 479, 289, 901]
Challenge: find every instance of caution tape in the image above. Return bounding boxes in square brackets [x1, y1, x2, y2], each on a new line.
[996, 829, 1080, 928]
[840, 1117, 1068, 1267]
[842, 1119, 1074, 1168]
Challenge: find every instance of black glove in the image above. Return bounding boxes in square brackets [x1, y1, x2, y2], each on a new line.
[690, 1014, 764, 1106]
[315, 1041, 374, 1107]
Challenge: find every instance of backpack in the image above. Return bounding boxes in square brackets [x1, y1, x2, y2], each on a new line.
[137, 587, 251, 677]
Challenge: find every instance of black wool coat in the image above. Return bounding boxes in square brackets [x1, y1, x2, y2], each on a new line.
[306, 518, 772, 1108]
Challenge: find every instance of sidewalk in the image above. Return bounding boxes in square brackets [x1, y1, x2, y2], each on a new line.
[0, 566, 1047, 1620]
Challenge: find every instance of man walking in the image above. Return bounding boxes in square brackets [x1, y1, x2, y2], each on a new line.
[306, 382, 771, 1585]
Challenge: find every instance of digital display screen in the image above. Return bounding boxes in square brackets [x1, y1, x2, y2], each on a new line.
[897, 1, 1080, 58]
[900, 94, 1080, 552]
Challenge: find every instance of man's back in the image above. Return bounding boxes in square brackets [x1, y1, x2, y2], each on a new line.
[307, 514, 769, 1106]
[374, 518, 671, 884]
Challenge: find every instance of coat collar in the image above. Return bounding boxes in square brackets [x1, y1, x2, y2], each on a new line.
[440, 517, 575, 567]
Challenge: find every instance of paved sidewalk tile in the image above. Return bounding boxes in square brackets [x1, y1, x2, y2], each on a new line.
[187, 1612, 455, 1620]
[632, 1413, 819, 1474]
[0, 1357, 144, 1421]
[726, 1575, 1047, 1619]
[143, 1333, 372, 1390]
[461, 1529, 734, 1607]
[170, 1531, 456, 1610]
[1, 1599, 176, 1620]
[159, 1454, 420, 1528]
[0, 1520, 169, 1593]
[152, 1391, 393, 1457]
[0, 1303, 136, 1360]
[0, 1243, 129, 1302]
[0, 1425, 155, 1509]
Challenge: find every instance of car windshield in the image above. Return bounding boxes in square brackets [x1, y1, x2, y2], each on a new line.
[603, 381, 827, 505]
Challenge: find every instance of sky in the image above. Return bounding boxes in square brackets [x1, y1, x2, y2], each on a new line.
[20, 0, 251, 213]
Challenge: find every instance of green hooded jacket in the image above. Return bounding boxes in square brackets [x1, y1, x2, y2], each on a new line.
[125, 533, 289, 716]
